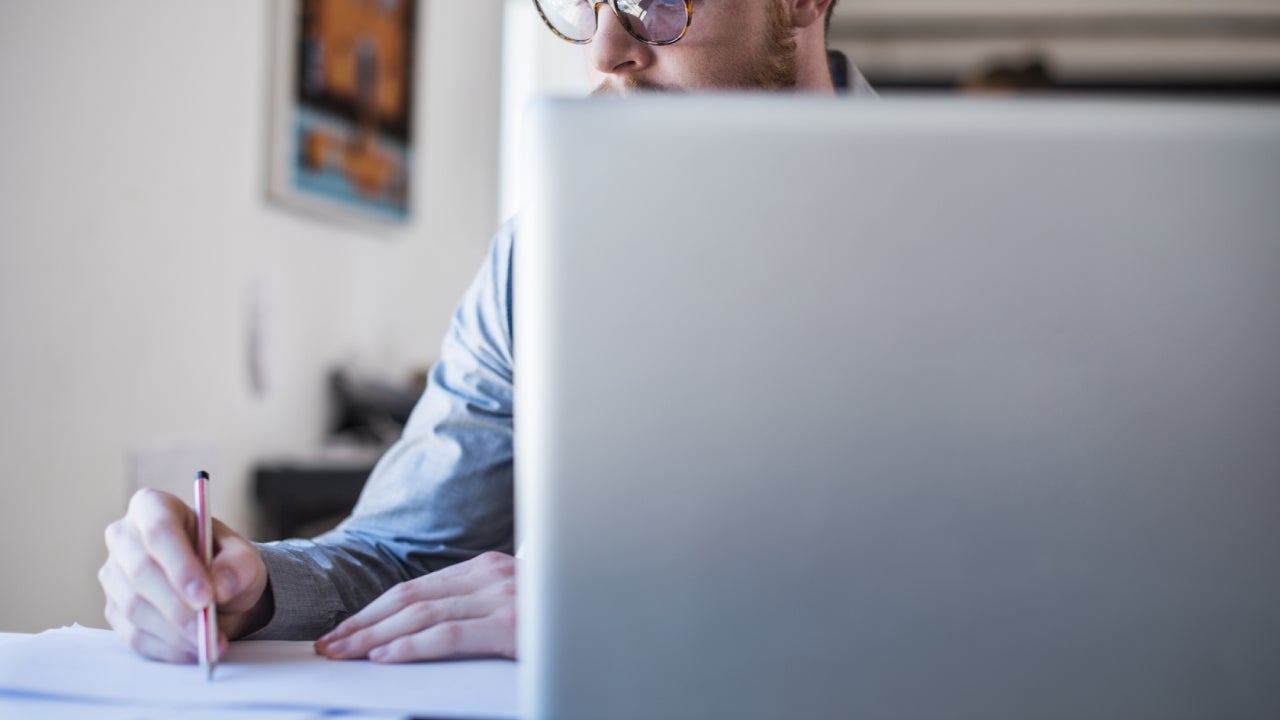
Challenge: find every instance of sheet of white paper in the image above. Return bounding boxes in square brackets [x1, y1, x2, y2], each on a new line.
[0, 626, 517, 719]
[0, 694, 391, 720]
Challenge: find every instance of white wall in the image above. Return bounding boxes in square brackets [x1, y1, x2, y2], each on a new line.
[0, 0, 504, 633]
[499, 0, 590, 220]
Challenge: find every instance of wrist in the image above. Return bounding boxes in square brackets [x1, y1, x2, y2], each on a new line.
[238, 578, 276, 638]
[222, 578, 275, 640]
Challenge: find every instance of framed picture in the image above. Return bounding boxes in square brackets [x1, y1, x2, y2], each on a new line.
[269, 0, 417, 227]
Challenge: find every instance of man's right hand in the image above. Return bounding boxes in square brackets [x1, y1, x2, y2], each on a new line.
[99, 488, 271, 662]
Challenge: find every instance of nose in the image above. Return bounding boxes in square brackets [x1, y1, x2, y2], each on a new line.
[584, 2, 655, 79]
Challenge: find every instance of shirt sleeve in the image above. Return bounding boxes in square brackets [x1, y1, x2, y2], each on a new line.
[247, 221, 516, 640]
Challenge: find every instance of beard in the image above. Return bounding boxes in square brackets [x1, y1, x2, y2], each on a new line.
[593, 1, 798, 95]
[753, 0, 800, 90]
[592, 75, 678, 96]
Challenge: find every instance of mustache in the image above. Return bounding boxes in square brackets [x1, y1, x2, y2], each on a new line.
[592, 77, 683, 96]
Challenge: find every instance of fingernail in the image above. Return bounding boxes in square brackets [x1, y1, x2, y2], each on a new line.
[324, 639, 347, 656]
[185, 580, 210, 607]
[369, 646, 388, 662]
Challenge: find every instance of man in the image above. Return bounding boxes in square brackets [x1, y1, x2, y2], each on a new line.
[99, 0, 871, 664]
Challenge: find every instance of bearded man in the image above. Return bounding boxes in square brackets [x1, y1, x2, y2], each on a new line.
[100, 0, 874, 664]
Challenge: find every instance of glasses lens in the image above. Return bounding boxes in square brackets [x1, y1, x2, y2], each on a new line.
[536, 0, 597, 43]
[615, 0, 688, 44]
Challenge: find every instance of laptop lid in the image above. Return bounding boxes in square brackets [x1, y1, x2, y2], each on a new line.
[515, 96, 1280, 720]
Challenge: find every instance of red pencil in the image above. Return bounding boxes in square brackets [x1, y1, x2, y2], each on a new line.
[194, 470, 218, 681]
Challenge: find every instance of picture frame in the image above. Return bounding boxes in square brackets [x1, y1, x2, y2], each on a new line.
[268, 0, 417, 228]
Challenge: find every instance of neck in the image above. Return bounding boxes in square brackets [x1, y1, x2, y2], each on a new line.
[794, 28, 835, 94]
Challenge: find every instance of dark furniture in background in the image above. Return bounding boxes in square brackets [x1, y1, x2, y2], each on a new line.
[253, 368, 423, 541]
[254, 461, 374, 540]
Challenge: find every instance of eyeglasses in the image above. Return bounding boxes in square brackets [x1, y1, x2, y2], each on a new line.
[533, 0, 693, 47]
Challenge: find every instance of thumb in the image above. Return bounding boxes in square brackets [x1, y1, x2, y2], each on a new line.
[210, 519, 268, 612]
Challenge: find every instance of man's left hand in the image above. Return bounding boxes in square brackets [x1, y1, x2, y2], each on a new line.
[314, 551, 517, 662]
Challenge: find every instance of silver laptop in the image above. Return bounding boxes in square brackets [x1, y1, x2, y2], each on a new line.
[514, 97, 1280, 720]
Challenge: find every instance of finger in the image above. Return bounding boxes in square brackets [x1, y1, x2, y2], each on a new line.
[320, 553, 513, 645]
[127, 489, 211, 610]
[321, 594, 491, 659]
[126, 625, 197, 664]
[370, 610, 517, 662]
[318, 567, 478, 646]
[103, 590, 198, 664]
[208, 519, 267, 612]
[104, 520, 200, 632]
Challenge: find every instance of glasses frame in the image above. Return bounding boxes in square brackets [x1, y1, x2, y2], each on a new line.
[533, 0, 694, 47]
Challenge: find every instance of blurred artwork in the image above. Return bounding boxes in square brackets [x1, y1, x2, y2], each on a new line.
[270, 0, 416, 225]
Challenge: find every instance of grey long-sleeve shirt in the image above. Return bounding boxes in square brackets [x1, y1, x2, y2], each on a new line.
[246, 66, 878, 640]
[250, 223, 517, 640]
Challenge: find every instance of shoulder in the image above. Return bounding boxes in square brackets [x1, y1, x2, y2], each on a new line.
[492, 218, 516, 343]
[492, 217, 516, 273]
[451, 218, 517, 365]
